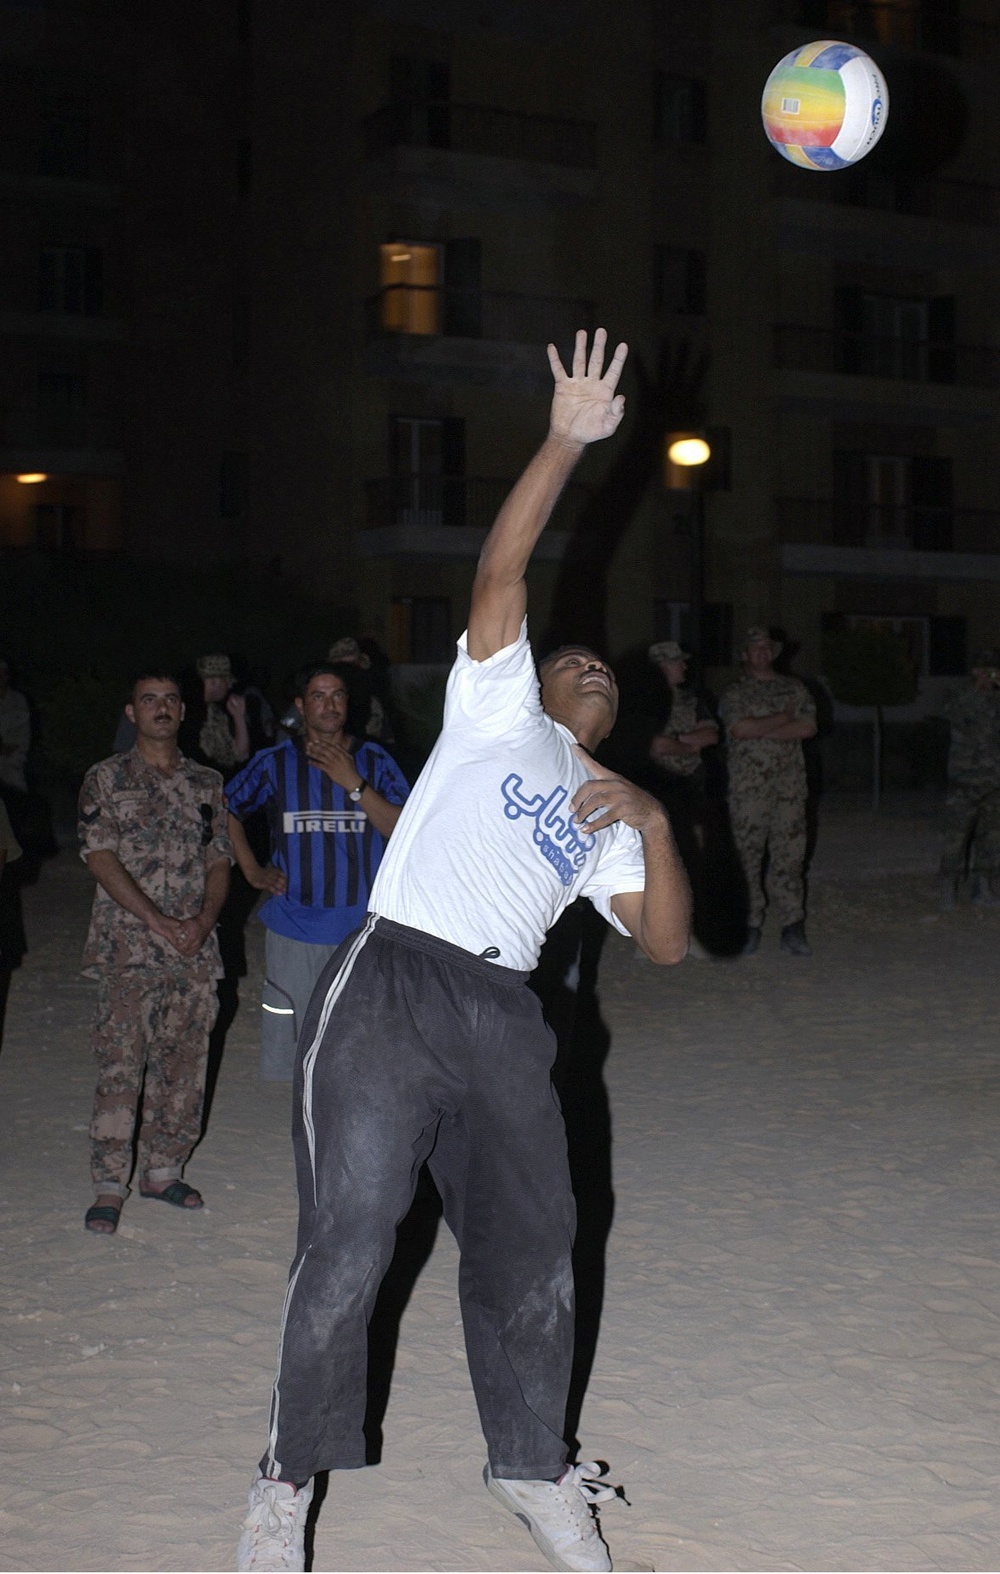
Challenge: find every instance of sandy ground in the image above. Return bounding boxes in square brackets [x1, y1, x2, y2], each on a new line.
[2, 795, 1000, 1574]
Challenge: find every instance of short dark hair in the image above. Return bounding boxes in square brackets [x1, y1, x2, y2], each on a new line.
[129, 671, 180, 703]
[293, 661, 354, 699]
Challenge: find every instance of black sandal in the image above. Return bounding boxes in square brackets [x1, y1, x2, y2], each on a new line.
[84, 1203, 122, 1234]
[139, 1180, 203, 1209]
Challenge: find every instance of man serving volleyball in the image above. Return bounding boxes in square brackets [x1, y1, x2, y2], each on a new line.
[236, 328, 690, 1574]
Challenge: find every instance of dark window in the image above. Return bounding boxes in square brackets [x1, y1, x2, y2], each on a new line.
[391, 596, 452, 663]
[220, 451, 249, 518]
[34, 503, 84, 550]
[836, 287, 955, 383]
[388, 415, 466, 526]
[704, 425, 732, 492]
[39, 96, 90, 178]
[237, 139, 252, 199]
[701, 602, 733, 666]
[443, 238, 482, 338]
[37, 370, 87, 444]
[833, 450, 953, 549]
[38, 245, 103, 314]
[653, 72, 707, 144]
[389, 55, 451, 147]
[928, 615, 966, 675]
[653, 246, 706, 315]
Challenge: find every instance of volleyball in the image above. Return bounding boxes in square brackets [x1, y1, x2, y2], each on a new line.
[761, 40, 888, 170]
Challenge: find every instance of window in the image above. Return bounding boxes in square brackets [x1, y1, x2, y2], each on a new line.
[653, 599, 691, 646]
[34, 503, 84, 550]
[833, 451, 953, 549]
[379, 243, 441, 335]
[237, 138, 252, 199]
[389, 55, 451, 148]
[388, 416, 466, 527]
[39, 95, 90, 178]
[653, 72, 707, 144]
[38, 246, 103, 314]
[652, 246, 706, 315]
[928, 615, 966, 675]
[390, 596, 452, 664]
[838, 288, 956, 383]
[840, 612, 928, 675]
[220, 451, 248, 518]
[702, 603, 734, 666]
[37, 370, 87, 444]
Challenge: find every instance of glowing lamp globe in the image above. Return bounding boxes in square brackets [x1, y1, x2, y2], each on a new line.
[761, 40, 888, 170]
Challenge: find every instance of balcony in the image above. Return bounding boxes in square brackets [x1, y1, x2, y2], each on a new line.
[774, 324, 1000, 424]
[363, 287, 594, 391]
[771, 0, 997, 57]
[361, 99, 596, 209]
[365, 100, 596, 167]
[771, 163, 1000, 228]
[775, 325, 1000, 388]
[777, 497, 1000, 582]
[358, 474, 586, 561]
[0, 403, 122, 473]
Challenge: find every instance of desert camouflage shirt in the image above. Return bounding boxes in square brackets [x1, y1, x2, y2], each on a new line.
[653, 685, 717, 779]
[941, 682, 1000, 787]
[719, 673, 815, 797]
[79, 746, 232, 979]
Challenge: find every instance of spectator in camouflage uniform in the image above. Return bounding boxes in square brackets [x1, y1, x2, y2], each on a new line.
[648, 640, 719, 956]
[719, 627, 817, 957]
[938, 649, 1000, 909]
[78, 673, 233, 1235]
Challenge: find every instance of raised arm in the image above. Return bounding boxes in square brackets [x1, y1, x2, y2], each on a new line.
[467, 327, 628, 662]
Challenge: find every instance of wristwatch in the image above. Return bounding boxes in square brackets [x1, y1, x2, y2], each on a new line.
[348, 780, 366, 802]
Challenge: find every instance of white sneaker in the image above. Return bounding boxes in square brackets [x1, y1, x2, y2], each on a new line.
[236, 1474, 314, 1572]
[485, 1461, 616, 1572]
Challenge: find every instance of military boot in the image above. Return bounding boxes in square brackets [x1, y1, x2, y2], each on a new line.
[779, 921, 812, 957]
[740, 926, 762, 956]
[938, 876, 959, 911]
[971, 873, 1000, 906]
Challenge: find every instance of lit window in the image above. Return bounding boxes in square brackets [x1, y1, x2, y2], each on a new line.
[379, 243, 441, 335]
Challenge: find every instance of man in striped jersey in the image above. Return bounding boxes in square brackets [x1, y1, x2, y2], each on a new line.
[225, 662, 409, 1080]
[237, 331, 690, 1573]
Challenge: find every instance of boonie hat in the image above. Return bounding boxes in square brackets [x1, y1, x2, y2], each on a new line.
[196, 652, 232, 679]
[648, 640, 689, 664]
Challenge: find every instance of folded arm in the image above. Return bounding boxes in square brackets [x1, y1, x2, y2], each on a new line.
[467, 328, 627, 662]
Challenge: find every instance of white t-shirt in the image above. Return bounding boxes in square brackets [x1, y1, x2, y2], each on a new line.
[370, 621, 646, 970]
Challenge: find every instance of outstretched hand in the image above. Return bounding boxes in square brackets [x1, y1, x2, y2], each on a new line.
[548, 328, 628, 449]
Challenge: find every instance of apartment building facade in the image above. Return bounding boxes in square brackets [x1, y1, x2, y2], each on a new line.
[1, 0, 998, 706]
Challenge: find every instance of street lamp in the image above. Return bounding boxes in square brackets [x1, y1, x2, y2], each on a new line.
[665, 431, 711, 657]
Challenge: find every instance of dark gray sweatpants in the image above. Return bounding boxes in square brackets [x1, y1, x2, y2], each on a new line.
[260, 915, 576, 1484]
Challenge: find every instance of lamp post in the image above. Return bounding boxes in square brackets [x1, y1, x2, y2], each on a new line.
[666, 433, 711, 658]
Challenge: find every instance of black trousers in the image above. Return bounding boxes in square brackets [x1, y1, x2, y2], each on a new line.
[260, 916, 577, 1484]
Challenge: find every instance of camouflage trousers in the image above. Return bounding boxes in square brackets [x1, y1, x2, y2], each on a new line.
[940, 781, 1000, 877]
[89, 971, 218, 1197]
[729, 789, 807, 929]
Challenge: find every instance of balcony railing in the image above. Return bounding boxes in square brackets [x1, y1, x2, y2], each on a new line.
[774, 324, 1000, 388]
[771, 1, 997, 56]
[771, 162, 1000, 227]
[777, 497, 1000, 553]
[364, 99, 597, 168]
[365, 286, 594, 346]
[365, 474, 588, 532]
[0, 404, 120, 450]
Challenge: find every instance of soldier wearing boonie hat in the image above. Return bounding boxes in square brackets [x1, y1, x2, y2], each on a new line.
[647, 638, 719, 958]
[719, 625, 816, 957]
